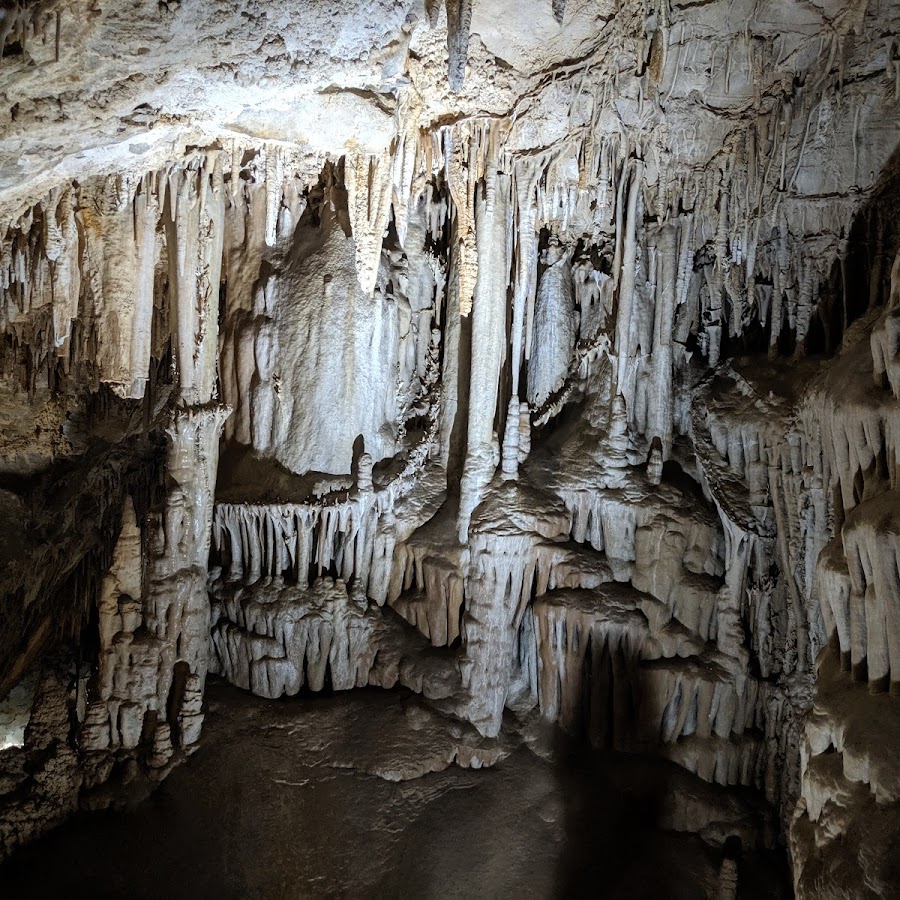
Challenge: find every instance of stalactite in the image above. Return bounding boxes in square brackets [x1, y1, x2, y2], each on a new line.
[615, 159, 643, 399]
[457, 169, 510, 541]
[527, 237, 575, 408]
[345, 150, 393, 295]
[445, 124, 479, 317]
[445, 0, 472, 92]
[165, 155, 225, 406]
[647, 222, 677, 459]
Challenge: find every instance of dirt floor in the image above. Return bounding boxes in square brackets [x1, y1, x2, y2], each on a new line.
[0, 679, 791, 899]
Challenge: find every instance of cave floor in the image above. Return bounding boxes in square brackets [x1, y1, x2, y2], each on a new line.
[0, 680, 791, 899]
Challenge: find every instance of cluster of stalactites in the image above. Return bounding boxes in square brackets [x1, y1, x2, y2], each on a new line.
[384, 115, 841, 491]
[0, 104, 848, 408]
[539, 125, 833, 364]
[0, 1, 60, 64]
[0, 142, 329, 397]
[429, 100, 858, 383]
[212, 487, 395, 608]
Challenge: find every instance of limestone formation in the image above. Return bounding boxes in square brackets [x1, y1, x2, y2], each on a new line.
[1, 0, 900, 895]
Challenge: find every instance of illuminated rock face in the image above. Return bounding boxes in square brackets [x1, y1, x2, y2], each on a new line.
[1, 0, 900, 893]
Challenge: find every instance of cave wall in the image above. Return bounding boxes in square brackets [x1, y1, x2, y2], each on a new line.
[1, 0, 900, 894]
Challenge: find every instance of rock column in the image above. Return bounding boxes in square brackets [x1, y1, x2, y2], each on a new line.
[149, 156, 230, 752]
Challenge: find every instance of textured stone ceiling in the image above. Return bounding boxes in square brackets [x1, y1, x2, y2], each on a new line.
[1, 1, 896, 209]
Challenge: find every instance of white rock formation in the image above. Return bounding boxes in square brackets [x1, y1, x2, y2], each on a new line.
[1, 1, 900, 892]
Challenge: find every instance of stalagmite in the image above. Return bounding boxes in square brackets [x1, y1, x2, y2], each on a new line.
[80, 500, 150, 756]
[501, 397, 521, 480]
[146, 405, 230, 729]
